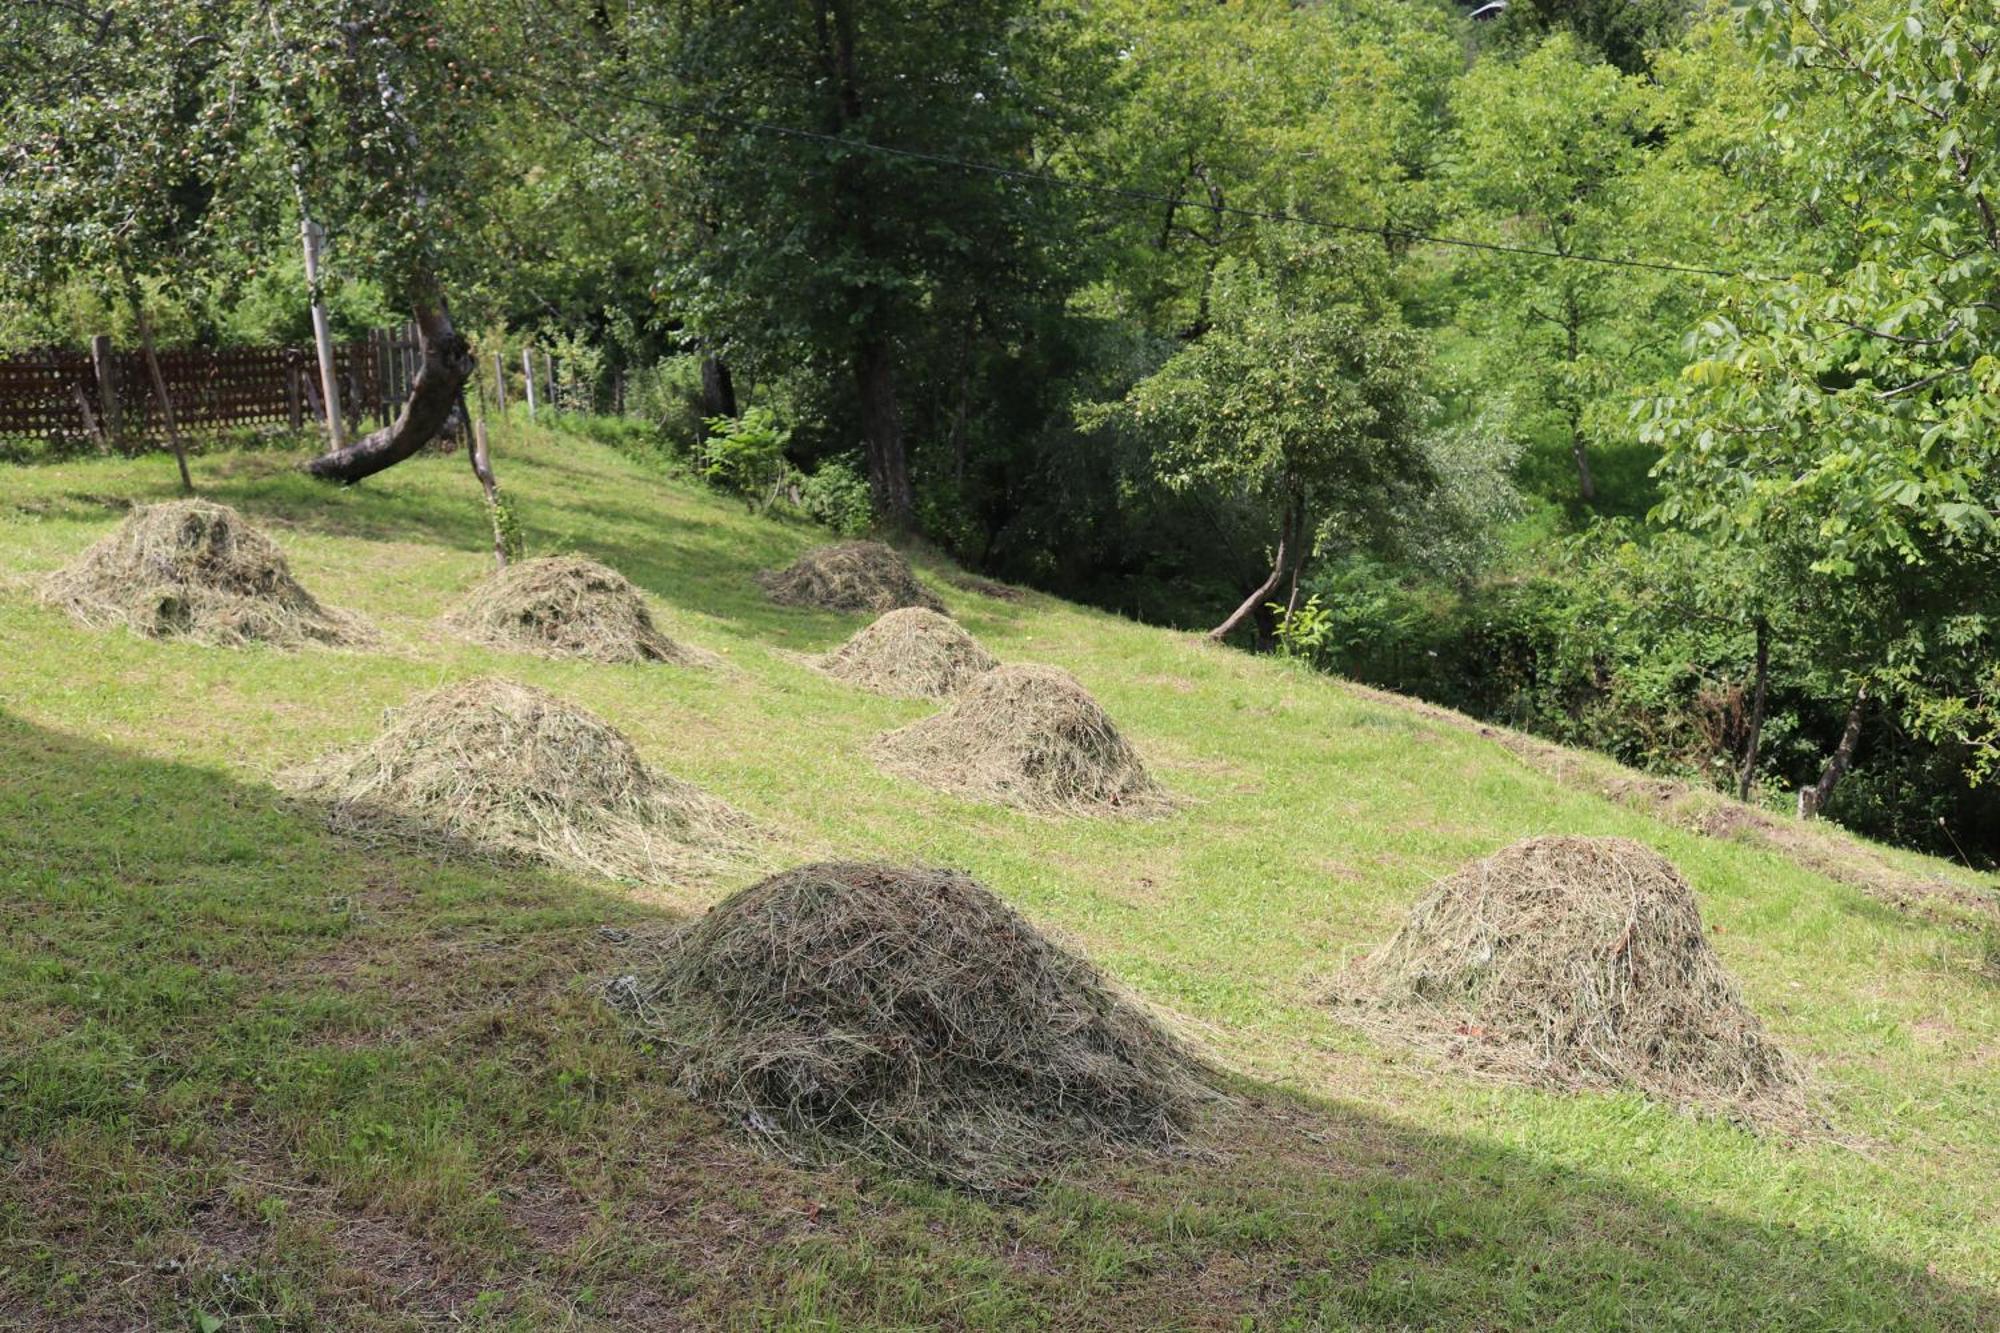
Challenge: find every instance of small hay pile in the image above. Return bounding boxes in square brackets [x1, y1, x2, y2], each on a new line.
[1336, 836, 1804, 1123]
[614, 861, 1204, 1191]
[40, 499, 364, 648]
[816, 607, 998, 698]
[444, 555, 712, 666]
[872, 663, 1170, 815]
[284, 677, 751, 883]
[757, 541, 945, 613]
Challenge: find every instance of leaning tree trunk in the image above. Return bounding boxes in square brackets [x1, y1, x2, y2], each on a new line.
[854, 332, 915, 532]
[305, 294, 472, 483]
[1209, 496, 1300, 642]
[133, 303, 193, 494]
[1798, 682, 1868, 819]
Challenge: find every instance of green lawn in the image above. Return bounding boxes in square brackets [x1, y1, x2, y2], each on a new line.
[2, 424, 1996, 1330]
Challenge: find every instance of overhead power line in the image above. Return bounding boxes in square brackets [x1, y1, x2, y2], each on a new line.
[528, 67, 1745, 281]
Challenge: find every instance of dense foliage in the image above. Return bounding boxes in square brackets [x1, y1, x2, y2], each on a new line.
[3, 0, 1994, 858]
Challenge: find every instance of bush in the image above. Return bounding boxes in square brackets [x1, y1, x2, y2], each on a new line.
[698, 406, 792, 511]
[797, 456, 873, 535]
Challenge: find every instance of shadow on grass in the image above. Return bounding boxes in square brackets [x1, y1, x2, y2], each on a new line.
[1, 713, 1991, 1330]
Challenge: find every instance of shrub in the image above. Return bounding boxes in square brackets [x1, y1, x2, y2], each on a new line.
[698, 405, 792, 511]
[796, 456, 873, 535]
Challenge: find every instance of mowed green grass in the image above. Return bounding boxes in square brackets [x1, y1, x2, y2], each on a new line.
[1, 423, 1997, 1330]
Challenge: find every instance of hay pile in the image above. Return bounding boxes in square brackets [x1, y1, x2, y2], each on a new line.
[1337, 837, 1804, 1122]
[40, 499, 364, 648]
[757, 541, 945, 613]
[284, 677, 751, 883]
[873, 663, 1169, 815]
[614, 861, 1204, 1190]
[445, 555, 712, 666]
[816, 607, 998, 698]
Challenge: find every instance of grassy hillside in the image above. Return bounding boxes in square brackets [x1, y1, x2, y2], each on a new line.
[2, 425, 1997, 1331]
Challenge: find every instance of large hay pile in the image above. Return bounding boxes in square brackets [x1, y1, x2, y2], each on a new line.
[872, 663, 1170, 815]
[284, 677, 751, 883]
[615, 861, 1204, 1190]
[816, 607, 998, 698]
[757, 541, 945, 613]
[1336, 837, 1804, 1122]
[40, 499, 364, 648]
[444, 555, 712, 666]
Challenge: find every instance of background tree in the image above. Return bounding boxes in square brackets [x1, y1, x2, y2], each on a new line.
[248, 0, 511, 482]
[1649, 0, 2000, 816]
[0, 0, 242, 491]
[1111, 239, 1431, 642]
[621, 0, 1091, 531]
[1446, 34, 1667, 507]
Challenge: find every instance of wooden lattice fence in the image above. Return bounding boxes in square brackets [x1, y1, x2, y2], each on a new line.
[0, 336, 391, 453]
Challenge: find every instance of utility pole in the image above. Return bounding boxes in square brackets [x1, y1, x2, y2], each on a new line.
[301, 217, 345, 449]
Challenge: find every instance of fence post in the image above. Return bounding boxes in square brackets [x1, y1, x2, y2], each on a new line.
[89, 334, 120, 439]
[286, 357, 304, 431]
[521, 347, 538, 419]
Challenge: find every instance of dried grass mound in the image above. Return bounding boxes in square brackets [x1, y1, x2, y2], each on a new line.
[817, 607, 998, 698]
[1337, 836, 1805, 1123]
[40, 499, 364, 648]
[872, 663, 1170, 815]
[445, 555, 712, 666]
[757, 541, 944, 613]
[615, 861, 1205, 1191]
[284, 677, 752, 883]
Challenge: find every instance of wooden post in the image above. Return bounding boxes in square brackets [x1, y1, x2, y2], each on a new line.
[286, 358, 304, 431]
[493, 351, 507, 415]
[521, 347, 538, 419]
[89, 334, 119, 439]
[374, 328, 391, 425]
[300, 218, 346, 449]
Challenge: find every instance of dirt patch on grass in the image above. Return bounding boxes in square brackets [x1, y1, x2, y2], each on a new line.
[1339, 680, 1999, 928]
[40, 499, 367, 648]
[445, 554, 715, 666]
[612, 861, 1208, 1193]
[872, 663, 1173, 816]
[282, 677, 756, 885]
[757, 541, 945, 613]
[815, 606, 997, 698]
[1333, 836, 1809, 1127]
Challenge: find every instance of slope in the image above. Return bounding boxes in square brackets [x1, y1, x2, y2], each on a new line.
[0, 423, 1995, 1330]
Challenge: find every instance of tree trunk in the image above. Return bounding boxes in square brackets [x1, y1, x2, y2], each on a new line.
[1571, 423, 1596, 502]
[305, 293, 472, 484]
[1209, 497, 1298, 642]
[1798, 682, 1868, 819]
[855, 332, 914, 531]
[133, 304, 193, 494]
[469, 419, 509, 570]
[699, 351, 738, 423]
[1736, 615, 1769, 802]
[1565, 301, 1594, 502]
